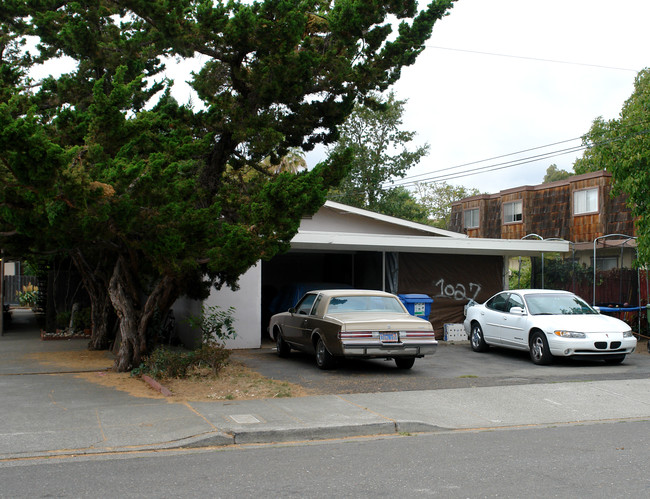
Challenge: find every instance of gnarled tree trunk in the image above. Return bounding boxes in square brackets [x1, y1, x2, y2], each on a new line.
[109, 255, 144, 372]
[109, 255, 181, 372]
[70, 249, 116, 350]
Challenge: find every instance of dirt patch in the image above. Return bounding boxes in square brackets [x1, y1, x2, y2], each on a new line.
[25, 349, 312, 402]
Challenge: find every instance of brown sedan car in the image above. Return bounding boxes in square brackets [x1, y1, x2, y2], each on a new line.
[269, 289, 437, 369]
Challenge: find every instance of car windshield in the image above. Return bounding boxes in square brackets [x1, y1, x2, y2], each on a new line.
[524, 293, 598, 316]
[326, 295, 405, 314]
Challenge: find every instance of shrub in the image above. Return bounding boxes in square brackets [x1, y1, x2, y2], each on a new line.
[16, 284, 39, 307]
[185, 305, 237, 346]
[55, 311, 71, 329]
[132, 344, 231, 379]
[133, 306, 237, 379]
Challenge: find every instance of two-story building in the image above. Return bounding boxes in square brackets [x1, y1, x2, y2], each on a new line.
[449, 170, 637, 270]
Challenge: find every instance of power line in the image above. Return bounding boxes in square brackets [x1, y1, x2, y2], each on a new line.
[396, 135, 585, 183]
[387, 125, 650, 188]
[391, 144, 586, 187]
[427, 46, 640, 73]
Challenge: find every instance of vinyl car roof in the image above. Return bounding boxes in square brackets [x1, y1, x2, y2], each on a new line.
[307, 289, 398, 298]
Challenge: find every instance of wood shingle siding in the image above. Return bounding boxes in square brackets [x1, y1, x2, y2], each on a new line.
[449, 170, 636, 244]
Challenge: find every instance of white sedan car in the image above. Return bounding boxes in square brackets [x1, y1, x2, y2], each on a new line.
[464, 289, 637, 365]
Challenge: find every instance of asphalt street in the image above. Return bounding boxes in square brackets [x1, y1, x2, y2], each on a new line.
[2, 308, 650, 461]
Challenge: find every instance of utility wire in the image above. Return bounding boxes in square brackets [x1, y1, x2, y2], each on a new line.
[427, 46, 640, 73]
[396, 136, 584, 183]
[386, 125, 650, 188]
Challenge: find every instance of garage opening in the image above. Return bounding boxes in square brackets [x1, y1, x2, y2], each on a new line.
[261, 251, 384, 339]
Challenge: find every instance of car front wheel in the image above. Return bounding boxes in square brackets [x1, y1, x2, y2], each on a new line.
[315, 337, 335, 370]
[529, 331, 552, 365]
[276, 331, 291, 357]
[470, 323, 488, 352]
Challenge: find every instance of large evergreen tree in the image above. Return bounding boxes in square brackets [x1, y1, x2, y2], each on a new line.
[0, 0, 455, 370]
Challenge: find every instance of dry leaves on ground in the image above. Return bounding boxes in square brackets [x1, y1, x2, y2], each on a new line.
[25, 349, 311, 402]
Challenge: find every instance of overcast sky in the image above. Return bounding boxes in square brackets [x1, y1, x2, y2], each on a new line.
[315, 0, 650, 195]
[31, 1, 649, 196]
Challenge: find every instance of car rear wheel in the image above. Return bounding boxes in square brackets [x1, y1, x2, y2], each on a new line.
[604, 355, 625, 365]
[276, 331, 291, 358]
[529, 331, 552, 365]
[470, 323, 488, 352]
[315, 337, 335, 370]
[394, 357, 416, 369]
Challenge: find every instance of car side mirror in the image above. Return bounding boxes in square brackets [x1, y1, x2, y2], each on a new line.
[593, 306, 601, 314]
[510, 307, 526, 316]
[288, 307, 296, 314]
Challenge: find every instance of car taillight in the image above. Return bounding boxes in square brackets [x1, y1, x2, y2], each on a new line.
[401, 331, 435, 338]
[339, 332, 373, 339]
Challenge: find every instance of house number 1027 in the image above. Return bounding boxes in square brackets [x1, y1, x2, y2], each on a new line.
[434, 279, 481, 301]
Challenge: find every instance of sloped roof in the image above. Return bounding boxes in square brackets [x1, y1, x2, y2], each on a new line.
[293, 201, 569, 256]
[300, 201, 467, 239]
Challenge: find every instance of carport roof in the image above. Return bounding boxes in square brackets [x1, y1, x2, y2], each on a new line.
[290, 230, 569, 257]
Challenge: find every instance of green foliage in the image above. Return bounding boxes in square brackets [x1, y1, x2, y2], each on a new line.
[133, 305, 237, 379]
[542, 257, 594, 289]
[327, 91, 430, 216]
[509, 258, 531, 289]
[132, 344, 231, 380]
[0, 1, 455, 370]
[55, 311, 71, 329]
[417, 182, 480, 229]
[75, 307, 92, 330]
[574, 68, 650, 263]
[543, 164, 572, 183]
[374, 186, 430, 223]
[186, 305, 237, 346]
[16, 284, 39, 307]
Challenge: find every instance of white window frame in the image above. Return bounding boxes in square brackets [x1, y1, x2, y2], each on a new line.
[464, 208, 479, 229]
[503, 200, 523, 224]
[573, 188, 599, 215]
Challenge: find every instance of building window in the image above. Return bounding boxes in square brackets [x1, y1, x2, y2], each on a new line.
[592, 256, 618, 271]
[503, 200, 523, 224]
[464, 208, 479, 229]
[574, 188, 598, 215]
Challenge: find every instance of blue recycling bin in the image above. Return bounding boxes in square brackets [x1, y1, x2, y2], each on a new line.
[398, 294, 433, 318]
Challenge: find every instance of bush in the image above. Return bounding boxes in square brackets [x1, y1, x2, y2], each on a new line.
[55, 311, 71, 329]
[185, 305, 237, 346]
[132, 344, 231, 379]
[133, 306, 237, 380]
[16, 284, 39, 307]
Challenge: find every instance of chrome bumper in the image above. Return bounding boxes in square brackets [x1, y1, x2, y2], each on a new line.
[341, 341, 437, 357]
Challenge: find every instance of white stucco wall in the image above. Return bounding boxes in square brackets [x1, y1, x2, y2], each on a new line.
[174, 263, 262, 350]
[204, 263, 262, 349]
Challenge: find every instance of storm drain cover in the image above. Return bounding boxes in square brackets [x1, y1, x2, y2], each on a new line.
[229, 414, 261, 424]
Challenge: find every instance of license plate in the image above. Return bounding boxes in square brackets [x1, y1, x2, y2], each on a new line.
[380, 332, 398, 342]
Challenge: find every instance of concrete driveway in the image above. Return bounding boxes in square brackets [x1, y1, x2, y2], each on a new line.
[232, 339, 650, 395]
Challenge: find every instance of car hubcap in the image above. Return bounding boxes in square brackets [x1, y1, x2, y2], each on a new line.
[472, 329, 480, 347]
[316, 341, 324, 364]
[532, 338, 542, 360]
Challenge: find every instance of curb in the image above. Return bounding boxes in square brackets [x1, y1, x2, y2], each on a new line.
[141, 375, 173, 396]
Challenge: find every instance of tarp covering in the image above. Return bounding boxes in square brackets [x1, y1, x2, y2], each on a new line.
[398, 253, 504, 337]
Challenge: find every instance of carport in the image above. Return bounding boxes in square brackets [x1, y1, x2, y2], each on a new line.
[175, 201, 569, 348]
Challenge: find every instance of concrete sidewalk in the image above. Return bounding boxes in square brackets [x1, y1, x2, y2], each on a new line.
[2, 309, 650, 460]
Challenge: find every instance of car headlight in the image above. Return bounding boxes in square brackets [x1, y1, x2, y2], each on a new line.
[623, 330, 634, 338]
[554, 330, 586, 339]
